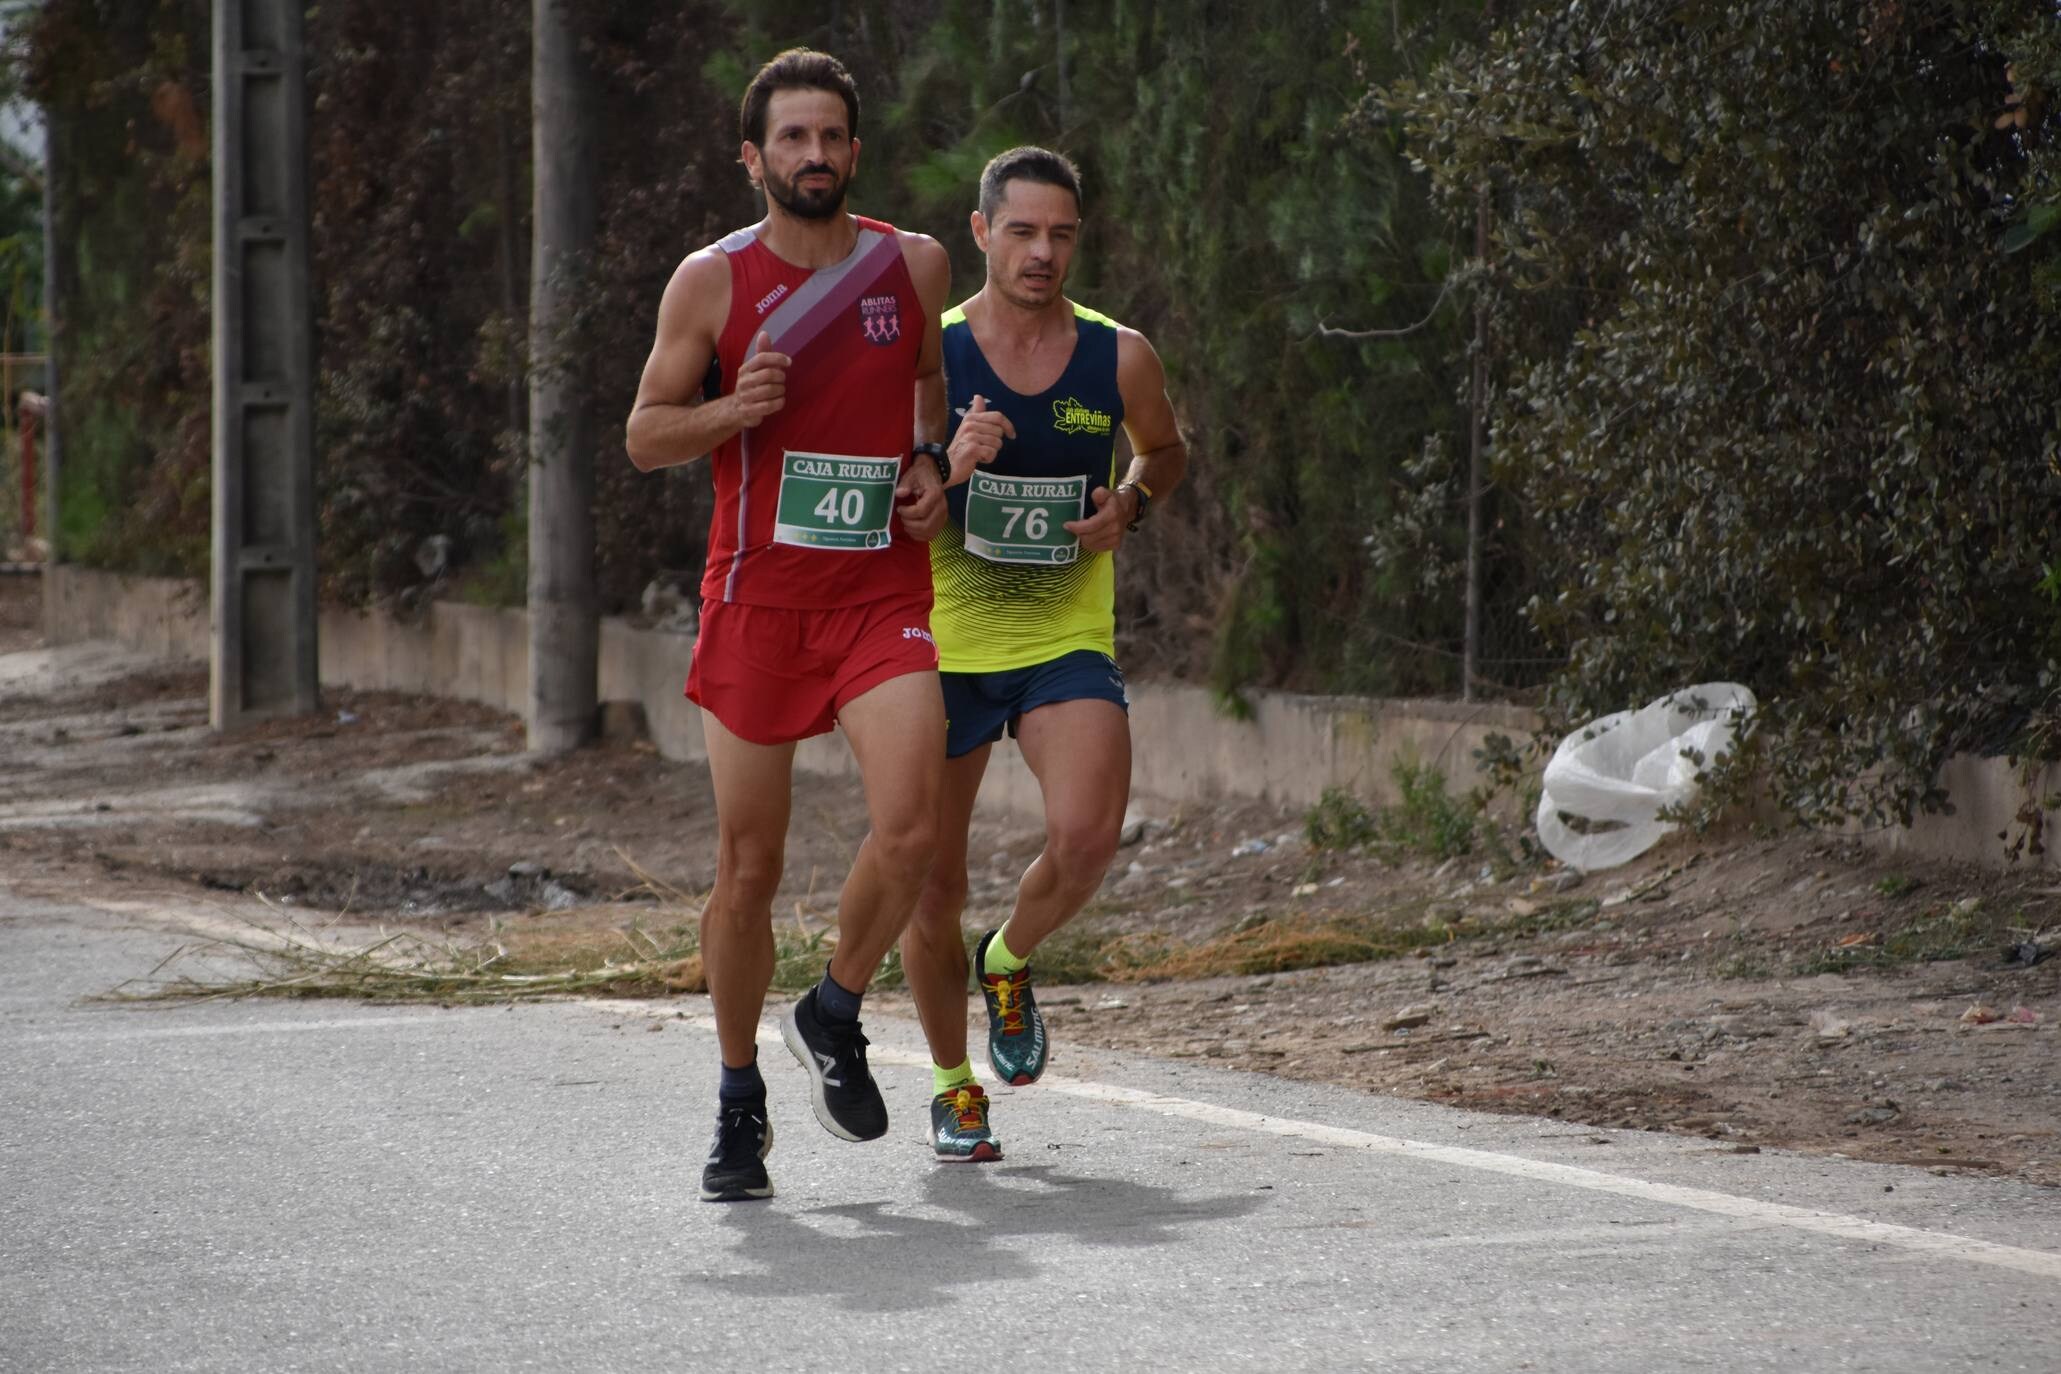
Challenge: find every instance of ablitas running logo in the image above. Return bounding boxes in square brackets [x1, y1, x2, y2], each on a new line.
[859, 293, 901, 346]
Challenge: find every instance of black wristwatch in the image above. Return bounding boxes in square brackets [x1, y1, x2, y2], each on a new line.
[913, 441, 949, 484]
[1117, 479, 1152, 531]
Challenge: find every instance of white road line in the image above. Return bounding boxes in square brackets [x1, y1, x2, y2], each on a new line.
[40, 992, 2054, 1282]
[607, 999, 2061, 1285]
[1030, 1074, 2061, 1282]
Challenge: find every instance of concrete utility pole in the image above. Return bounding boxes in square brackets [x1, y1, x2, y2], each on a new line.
[1461, 0, 1498, 705]
[40, 109, 60, 561]
[1461, 181, 1487, 704]
[526, 0, 599, 753]
[211, 0, 318, 729]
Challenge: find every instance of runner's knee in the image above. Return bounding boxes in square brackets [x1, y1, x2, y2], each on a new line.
[867, 812, 939, 879]
[904, 897, 969, 961]
[713, 837, 784, 913]
[916, 862, 970, 920]
[1045, 818, 1120, 888]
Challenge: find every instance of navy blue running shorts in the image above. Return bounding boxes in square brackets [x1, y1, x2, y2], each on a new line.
[941, 649, 1129, 759]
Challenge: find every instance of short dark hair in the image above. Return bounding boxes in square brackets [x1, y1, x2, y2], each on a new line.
[739, 49, 860, 146]
[978, 146, 1082, 220]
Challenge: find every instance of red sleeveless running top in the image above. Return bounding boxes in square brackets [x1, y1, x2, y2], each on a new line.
[699, 215, 930, 609]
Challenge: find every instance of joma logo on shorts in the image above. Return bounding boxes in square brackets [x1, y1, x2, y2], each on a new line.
[1051, 397, 1112, 435]
[901, 626, 934, 644]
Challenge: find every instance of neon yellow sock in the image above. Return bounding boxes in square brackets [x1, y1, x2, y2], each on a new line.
[932, 1059, 977, 1095]
[982, 926, 1029, 977]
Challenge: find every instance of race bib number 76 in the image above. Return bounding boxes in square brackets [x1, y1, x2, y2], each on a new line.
[772, 451, 898, 551]
[962, 471, 1088, 565]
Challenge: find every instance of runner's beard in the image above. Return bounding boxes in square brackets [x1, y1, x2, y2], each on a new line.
[763, 164, 849, 221]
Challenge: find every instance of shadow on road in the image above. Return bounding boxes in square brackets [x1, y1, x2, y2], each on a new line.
[919, 1163, 1266, 1249]
[689, 1164, 1265, 1312]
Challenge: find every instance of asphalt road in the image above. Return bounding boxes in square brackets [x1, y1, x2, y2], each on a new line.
[5, 889, 2060, 1373]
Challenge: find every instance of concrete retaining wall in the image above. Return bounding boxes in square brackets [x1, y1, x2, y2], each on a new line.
[1861, 753, 2060, 871]
[37, 565, 2057, 867]
[588, 614, 1537, 821]
[41, 568, 211, 663]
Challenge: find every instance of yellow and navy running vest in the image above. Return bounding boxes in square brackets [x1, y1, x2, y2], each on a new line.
[931, 301, 1126, 673]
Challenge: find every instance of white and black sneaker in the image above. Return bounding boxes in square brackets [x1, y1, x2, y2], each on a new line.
[700, 1101, 775, 1202]
[780, 987, 889, 1142]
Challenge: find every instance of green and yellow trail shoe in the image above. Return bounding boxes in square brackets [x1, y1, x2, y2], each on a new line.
[974, 928, 1048, 1086]
[930, 1083, 1002, 1163]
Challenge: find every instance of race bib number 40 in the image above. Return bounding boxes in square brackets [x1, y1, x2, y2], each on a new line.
[962, 471, 1088, 565]
[773, 451, 898, 551]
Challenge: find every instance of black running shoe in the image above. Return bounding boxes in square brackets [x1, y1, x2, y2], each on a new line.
[780, 986, 889, 1142]
[700, 1100, 775, 1203]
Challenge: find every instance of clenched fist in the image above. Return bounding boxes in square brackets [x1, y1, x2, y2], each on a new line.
[947, 394, 1015, 485]
[730, 330, 791, 428]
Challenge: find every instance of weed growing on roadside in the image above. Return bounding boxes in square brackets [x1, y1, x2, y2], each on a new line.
[1716, 953, 1771, 980]
[1304, 763, 1502, 862]
[1472, 808, 1527, 880]
[1794, 898, 2011, 975]
[1381, 760, 1479, 859]
[1305, 787, 1378, 851]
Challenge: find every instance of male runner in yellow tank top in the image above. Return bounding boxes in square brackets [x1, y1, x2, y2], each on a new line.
[900, 147, 1188, 1160]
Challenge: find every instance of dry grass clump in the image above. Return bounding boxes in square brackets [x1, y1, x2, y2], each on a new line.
[102, 847, 716, 1004]
[99, 840, 917, 1003]
[1118, 916, 1426, 981]
[100, 913, 709, 1004]
[1021, 910, 1451, 986]
[106, 842, 1565, 1003]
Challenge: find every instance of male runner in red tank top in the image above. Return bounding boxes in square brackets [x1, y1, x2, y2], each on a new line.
[625, 49, 955, 1202]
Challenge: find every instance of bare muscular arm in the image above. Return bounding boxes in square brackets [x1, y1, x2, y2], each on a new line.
[1064, 326, 1187, 552]
[896, 230, 954, 537]
[905, 233, 951, 451]
[624, 250, 791, 472]
[1114, 327, 1187, 506]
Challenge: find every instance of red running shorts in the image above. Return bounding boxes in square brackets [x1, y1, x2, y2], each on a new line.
[686, 590, 939, 745]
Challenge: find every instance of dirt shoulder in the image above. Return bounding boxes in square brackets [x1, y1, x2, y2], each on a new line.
[3, 574, 2056, 1186]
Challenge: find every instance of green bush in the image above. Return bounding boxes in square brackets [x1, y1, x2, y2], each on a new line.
[1305, 787, 1379, 851]
[1380, 759, 1479, 860]
[1388, 0, 2061, 826]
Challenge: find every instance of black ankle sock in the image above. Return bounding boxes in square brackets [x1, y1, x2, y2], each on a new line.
[718, 1058, 765, 1104]
[814, 967, 863, 1024]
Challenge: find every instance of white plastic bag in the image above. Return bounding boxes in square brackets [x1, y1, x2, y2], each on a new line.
[1535, 682, 1757, 872]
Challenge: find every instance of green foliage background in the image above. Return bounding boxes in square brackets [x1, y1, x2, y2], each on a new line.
[1388, 0, 2061, 824]
[25, 0, 207, 569]
[18, 0, 2061, 825]
[24, 0, 1498, 688]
